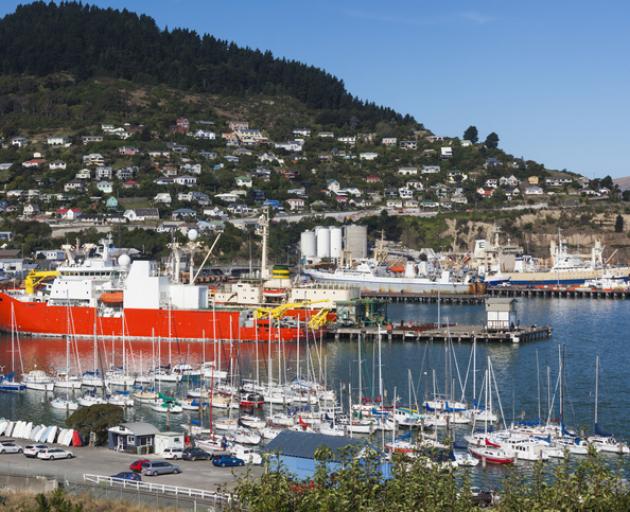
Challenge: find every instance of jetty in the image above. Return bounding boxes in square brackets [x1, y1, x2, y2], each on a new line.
[330, 323, 551, 344]
[360, 291, 486, 304]
[488, 285, 630, 300]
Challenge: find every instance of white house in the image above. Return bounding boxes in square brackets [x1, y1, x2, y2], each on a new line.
[359, 152, 379, 161]
[399, 140, 417, 150]
[440, 146, 453, 159]
[64, 180, 85, 192]
[337, 136, 356, 145]
[398, 187, 414, 199]
[274, 141, 303, 152]
[381, 137, 397, 146]
[235, 175, 253, 188]
[82, 153, 105, 166]
[524, 186, 544, 196]
[75, 168, 91, 180]
[47, 136, 70, 146]
[96, 181, 113, 194]
[173, 175, 197, 187]
[406, 180, 424, 191]
[499, 175, 519, 188]
[422, 165, 441, 174]
[95, 166, 113, 180]
[386, 199, 403, 209]
[214, 193, 239, 203]
[293, 128, 311, 137]
[397, 167, 418, 176]
[124, 208, 160, 222]
[49, 161, 67, 170]
[153, 193, 172, 204]
[287, 197, 305, 211]
[192, 129, 216, 140]
[485, 178, 499, 189]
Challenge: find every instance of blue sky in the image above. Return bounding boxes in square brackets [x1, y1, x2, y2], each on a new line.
[2, 1, 629, 177]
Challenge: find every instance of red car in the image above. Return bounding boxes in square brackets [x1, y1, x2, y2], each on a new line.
[129, 458, 150, 472]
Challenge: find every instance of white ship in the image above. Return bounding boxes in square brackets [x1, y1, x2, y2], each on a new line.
[303, 261, 471, 294]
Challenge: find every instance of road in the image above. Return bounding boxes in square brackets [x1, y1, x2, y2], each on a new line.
[0, 444, 260, 492]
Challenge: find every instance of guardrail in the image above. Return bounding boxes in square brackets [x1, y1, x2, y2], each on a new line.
[83, 474, 234, 506]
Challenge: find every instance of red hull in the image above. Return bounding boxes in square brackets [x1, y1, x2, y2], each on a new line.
[0, 292, 305, 342]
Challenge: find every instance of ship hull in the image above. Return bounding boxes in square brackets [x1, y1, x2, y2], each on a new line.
[302, 270, 471, 294]
[0, 292, 301, 342]
[484, 267, 630, 287]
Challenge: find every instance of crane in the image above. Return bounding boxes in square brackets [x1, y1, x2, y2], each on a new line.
[24, 270, 59, 295]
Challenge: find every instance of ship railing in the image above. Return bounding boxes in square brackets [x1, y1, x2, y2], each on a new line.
[82, 474, 234, 505]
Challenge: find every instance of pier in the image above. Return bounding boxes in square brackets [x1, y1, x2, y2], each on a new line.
[360, 291, 487, 304]
[488, 286, 630, 300]
[330, 323, 552, 344]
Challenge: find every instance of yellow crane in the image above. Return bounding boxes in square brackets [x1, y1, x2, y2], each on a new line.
[24, 270, 59, 295]
[255, 299, 330, 322]
[308, 308, 331, 330]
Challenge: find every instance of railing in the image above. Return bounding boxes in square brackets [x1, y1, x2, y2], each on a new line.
[82, 474, 234, 505]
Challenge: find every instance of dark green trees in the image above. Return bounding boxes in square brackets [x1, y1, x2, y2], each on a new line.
[463, 125, 478, 143]
[485, 132, 500, 149]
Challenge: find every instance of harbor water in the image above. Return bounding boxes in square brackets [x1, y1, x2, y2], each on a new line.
[1, 298, 629, 484]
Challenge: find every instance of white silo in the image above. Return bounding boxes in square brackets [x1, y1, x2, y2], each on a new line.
[300, 230, 316, 259]
[329, 227, 343, 260]
[344, 224, 368, 259]
[315, 227, 331, 259]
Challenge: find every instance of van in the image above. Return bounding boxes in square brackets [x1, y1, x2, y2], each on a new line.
[141, 460, 182, 476]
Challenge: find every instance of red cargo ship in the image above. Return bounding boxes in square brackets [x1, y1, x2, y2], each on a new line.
[0, 241, 310, 342]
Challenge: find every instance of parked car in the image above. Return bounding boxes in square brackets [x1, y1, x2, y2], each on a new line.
[37, 448, 73, 460]
[23, 444, 48, 458]
[212, 455, 245, 467]
[182, 447, 212, 461]
[129, 458, 151, 472]
[162, 448, 184, 460]
[111, 471, 142, 482]
[0, 441, 23, 454]
[141, 460, 181, 476]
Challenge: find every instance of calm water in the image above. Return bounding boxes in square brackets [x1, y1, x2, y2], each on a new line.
[1, 298, 629, 482]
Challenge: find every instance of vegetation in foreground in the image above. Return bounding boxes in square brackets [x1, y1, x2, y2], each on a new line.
[0, 488, 176, 512]
[235, 447, 630, 511]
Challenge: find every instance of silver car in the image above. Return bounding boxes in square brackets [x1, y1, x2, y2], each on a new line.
[0, 440, 22, 454]
[23, 444, 48, 458]
[141, 460, 181, 476]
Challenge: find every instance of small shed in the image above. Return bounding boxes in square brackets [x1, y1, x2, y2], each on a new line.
[486, 298, 518, 331]
[263, 430, 391, 481]
[155, 432, 185, 455]
[107, 422, 159, 454]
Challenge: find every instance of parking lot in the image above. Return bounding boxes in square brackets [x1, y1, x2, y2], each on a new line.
[0, 443, 261, 492]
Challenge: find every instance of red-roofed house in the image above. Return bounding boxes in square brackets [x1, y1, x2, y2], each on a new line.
[56, 208, 82, 221]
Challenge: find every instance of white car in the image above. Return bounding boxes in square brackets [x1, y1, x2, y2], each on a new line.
[23, 444, 48, 458]
[37, 448, 74, 460]
[162, 448, 184, 460]
[0, 441, 23, 454]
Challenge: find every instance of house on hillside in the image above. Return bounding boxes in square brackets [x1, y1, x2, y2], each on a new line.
[153, 193, 172, 205]
[57, 208, 82, 221]
[124, 208, 160, 222]
[287, 198, 305, 211]
[397, 167, 418, 176]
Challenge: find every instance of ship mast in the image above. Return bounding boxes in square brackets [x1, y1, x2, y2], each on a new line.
[259, 208, 270, 280]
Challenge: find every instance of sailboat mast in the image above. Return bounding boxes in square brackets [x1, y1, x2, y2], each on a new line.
[357, 334, 362, 405]
[536, 350, 541, 422]
[594, 355, 599, 426]
[472, 337, 476, 402]
[377, 326, 383, 400]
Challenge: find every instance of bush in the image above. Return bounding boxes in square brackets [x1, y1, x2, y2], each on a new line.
[66, 404, 124, 446]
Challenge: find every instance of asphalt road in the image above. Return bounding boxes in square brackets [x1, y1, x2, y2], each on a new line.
[0, 444, 261, 492]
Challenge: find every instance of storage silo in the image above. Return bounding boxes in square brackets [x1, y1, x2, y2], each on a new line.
[315, 227, 331, 259]
[344, 224, 368, 259]
[300, 230, 316, 259]
[329, 227, 343, 260]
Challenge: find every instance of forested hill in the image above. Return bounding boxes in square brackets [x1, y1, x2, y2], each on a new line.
[0, 1, 415, 129]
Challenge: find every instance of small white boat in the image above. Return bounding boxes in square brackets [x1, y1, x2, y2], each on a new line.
[53, 372, 82, 390]
[150, 401, 183, 414]
[227, 428, 262, 446]
[107, 393, 134, 407]
[133, 390, 158, 403]
[181, 398, 206, 411]
[51, 397, 79, 411]
[452, 451, 479, 467]
[78, 394, 107, 407]
[23, 370, 54, 391]
[214, 418, 239, 432]
[260, 426, 282, 440]
[318, 422, 345, 437]
[239, 415, 266, 430]
[588, 436, 630, 455]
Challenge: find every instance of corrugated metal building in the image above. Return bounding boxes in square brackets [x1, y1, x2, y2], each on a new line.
[263, 430, 391, 481]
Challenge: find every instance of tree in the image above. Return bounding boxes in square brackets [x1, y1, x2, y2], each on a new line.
[463, 125, 478, 143]
[66, 404, 124, 445]
[615, 214, 624, 233]
[484, 132, 499, 149]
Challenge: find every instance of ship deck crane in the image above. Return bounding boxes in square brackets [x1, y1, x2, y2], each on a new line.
[24, 270, 60, 295]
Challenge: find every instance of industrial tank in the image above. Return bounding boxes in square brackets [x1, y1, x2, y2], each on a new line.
[344, 224, 368, 259]
[315, 227, 331, 259]
[300, 230, 316, 259]
[329, 227, 343, 260]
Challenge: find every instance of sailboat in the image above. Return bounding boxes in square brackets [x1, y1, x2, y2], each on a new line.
[587, 355, 629, 454]
[51, 334, 79, 411]
[0, 305, 25, 391]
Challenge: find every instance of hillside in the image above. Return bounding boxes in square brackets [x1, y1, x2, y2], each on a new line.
[0, 1, 412, 130]
[613, 176, 630, 191]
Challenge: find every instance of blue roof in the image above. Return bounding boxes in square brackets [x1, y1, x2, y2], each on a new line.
[263, 430, 364, 461]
